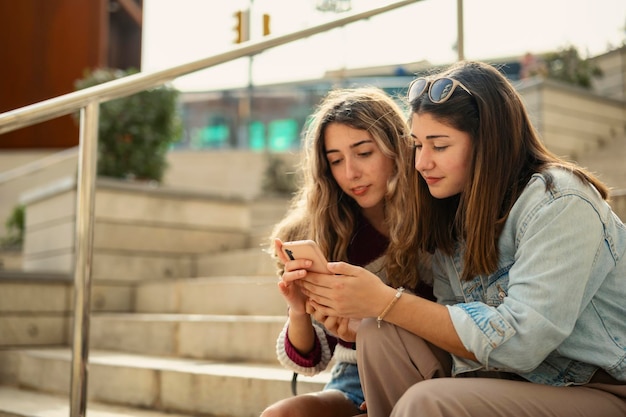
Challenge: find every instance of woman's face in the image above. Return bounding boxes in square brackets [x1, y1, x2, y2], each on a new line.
[410, 112, 472, 199]
[324, 122, 394, 212]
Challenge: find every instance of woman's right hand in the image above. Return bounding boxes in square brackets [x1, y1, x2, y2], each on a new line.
[275, 239, 310, 316]
[275, 239, 319, 355]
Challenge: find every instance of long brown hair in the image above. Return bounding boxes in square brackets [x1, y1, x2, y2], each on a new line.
[399, 61, 609, 281]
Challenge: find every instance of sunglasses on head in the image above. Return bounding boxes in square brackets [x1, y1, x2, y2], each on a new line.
[407, 76, 473, 104]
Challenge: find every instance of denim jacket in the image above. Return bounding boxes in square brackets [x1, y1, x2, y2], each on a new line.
[433, 167, 626, 386]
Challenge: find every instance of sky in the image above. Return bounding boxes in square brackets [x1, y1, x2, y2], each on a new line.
[142, 0, 626, 92]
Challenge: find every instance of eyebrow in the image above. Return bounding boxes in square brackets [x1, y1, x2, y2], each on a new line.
[410, 133, 450, 140]
[325, 139, 373, 154]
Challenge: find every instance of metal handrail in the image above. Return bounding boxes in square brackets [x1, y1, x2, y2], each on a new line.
[0, 2, 421, 416]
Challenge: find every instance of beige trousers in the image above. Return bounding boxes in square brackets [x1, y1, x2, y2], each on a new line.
[356, 318, 626, 417]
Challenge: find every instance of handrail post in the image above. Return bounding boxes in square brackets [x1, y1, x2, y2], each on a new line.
[69, 100, 99, 417]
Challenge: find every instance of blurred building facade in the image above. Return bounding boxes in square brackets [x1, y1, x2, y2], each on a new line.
[177, 48, 626, 154]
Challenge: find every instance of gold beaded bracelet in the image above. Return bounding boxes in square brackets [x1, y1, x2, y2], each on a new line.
[377, 287, 405, 328]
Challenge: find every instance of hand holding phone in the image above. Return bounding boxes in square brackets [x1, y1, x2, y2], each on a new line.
[281, 239, 331, 274]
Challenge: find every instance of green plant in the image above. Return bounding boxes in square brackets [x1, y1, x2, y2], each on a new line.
[543, 46, 603, 89]
[74, 68, 183, 182]
[0, 205, 25, 249]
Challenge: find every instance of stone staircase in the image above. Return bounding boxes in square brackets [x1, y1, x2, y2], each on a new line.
[0, 203, 331, 417]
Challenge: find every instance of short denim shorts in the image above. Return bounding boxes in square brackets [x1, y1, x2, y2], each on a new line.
[323, 362, 364, 407]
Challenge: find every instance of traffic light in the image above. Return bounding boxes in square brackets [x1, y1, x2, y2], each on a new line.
[233, 10, 249, 44]
[262, 13, 271, 36]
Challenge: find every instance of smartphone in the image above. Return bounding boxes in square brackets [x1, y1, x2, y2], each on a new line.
[281, 239, 330, 274]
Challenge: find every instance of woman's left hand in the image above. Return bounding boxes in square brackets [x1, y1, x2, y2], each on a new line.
[306, 300, 359, 342]
[299, 261, 390, 319]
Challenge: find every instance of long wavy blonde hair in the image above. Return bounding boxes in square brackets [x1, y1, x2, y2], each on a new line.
[269, 87, 423, 289]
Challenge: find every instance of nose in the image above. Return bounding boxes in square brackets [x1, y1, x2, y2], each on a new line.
[345, 157, 361, 180]
[414, 147, 433, 173]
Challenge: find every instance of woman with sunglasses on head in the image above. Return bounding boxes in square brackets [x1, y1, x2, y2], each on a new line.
[260, 87, 434, 417]
[289, 60, 626, 416]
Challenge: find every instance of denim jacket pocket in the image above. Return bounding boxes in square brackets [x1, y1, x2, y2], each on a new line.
[485, 267, 511, 307]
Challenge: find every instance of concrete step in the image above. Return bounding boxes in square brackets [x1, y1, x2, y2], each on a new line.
[0, 386, 192, 417]
[249, 197, 290, 229]
[90, 313, 285, 363]
[91, 250, 195, 283]
[136, 276, 287, 315]
[247, 196, 289, 251]
[0, 348, 329, 417]
[0, 273, 72, 347]
[196, 247, 277, 277]
[22, 178, 254, 276]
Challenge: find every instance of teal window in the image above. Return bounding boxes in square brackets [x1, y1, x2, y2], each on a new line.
[268, 119, 299, 151]
[249, 121, 266, 150]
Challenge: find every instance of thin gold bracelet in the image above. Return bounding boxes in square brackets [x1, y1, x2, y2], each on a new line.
[377, 287, 405, 328]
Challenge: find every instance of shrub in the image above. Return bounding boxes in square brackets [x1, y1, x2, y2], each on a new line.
[74, 68, 182, 182]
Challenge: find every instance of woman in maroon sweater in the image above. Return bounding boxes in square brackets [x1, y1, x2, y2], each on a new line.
[261, 87, 433, 417]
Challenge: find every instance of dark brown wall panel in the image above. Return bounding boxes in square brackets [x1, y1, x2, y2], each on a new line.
[0, 0, 108, 149]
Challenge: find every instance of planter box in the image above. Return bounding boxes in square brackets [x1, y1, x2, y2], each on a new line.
[20, 176, 253, 283]
[0, 249, 22, 271]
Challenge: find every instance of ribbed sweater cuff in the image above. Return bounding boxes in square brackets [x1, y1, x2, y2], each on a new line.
[275, 320, 333, 376]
